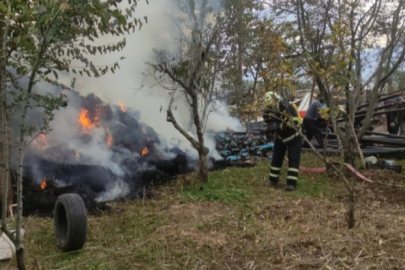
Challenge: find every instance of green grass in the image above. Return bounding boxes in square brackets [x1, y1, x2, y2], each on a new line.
[181, 152, 339, 204]
[288, 170, 338, 198]
[180, 169, 254, 204]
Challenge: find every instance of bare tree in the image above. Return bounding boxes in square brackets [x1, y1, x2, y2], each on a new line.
[268, 0, 405, 228]
[150, 0, 225, 183]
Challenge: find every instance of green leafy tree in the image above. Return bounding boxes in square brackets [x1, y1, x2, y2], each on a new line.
[221, 1, 301, 130]
[221, 1, 290, 129]
[0, 0, 147, 268]
[221, 0, 264, 129]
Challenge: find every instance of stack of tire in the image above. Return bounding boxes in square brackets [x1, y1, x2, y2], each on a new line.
[215, 132, 274, 162]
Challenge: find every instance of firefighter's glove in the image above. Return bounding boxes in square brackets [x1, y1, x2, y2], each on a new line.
[319, 107, 330, 120]
[263, 110, 275, 123]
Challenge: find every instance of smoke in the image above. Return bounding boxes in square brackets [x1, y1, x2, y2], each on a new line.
[58, 0, 242, 158]
[95, 179, 130, 202]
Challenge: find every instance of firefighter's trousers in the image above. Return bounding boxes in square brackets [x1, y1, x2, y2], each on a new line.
[269, 136, 302, 187]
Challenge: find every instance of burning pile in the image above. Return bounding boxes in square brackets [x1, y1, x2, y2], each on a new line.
[20, 90, 194, 216]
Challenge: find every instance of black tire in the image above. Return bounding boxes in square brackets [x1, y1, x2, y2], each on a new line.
[54, 193, 87, 252]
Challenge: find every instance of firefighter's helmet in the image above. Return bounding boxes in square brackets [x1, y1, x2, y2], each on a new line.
[264, 91, 283, 108]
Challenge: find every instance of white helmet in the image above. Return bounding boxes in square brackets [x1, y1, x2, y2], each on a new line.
[264, 91, 283, 107]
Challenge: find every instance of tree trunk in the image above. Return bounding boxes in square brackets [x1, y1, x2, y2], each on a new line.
[0, 106, 13, 220]
[341, 121, 357, 229]
[13, 92, 29, 270]
[343, 121, 357, 166]
[16, 248, 26, 270]
[14, 113, 26, 270]
[198, 150, 208, 183]
[343, 144, 356, 165]
[0, 1, 13, 220]
[346, 189, 356, 229]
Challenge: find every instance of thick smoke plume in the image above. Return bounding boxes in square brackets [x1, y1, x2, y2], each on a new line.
[63, 0, 242, 153]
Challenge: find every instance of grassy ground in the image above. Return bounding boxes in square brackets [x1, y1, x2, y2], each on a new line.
[2, 152, 405, 269]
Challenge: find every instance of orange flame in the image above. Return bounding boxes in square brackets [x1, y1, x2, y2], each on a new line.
[106, 127, 113, 147]
[78, 109, 96, 132]
[34, 134, 49, 150]
[39, 179, 47, 190]
[119, 101, 126, 112]
[141, 147, 149, 157]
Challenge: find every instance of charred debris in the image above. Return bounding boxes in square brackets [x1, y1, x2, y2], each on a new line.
[8, 90, 195, 217]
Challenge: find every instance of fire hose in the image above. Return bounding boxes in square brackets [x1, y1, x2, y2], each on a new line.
[284, 157, 373, 183]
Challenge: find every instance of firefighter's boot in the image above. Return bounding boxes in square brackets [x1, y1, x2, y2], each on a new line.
[268, 165, 281, 187]
[285, 167, 299, 191]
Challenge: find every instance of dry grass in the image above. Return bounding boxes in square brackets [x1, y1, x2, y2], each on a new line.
[2, 153, 405, 269]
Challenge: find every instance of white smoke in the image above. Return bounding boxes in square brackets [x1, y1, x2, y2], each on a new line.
[23, 87, 124, 177]
[95, 179, 130, 202]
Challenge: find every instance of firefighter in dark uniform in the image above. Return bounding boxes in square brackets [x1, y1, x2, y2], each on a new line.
[263, 91, 302, 191]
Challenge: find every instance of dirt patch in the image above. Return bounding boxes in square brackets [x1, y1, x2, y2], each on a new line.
[359, 169, 405, 206]
[160, 201, 235, 224]
[154, 227, 228, 248]
[150, 191, 405, 269]
[251, 194, 405, 269]
[150, 181, 405, 269]
[152, 201, 231, 248]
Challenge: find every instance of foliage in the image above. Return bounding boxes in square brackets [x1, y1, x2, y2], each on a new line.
[221, 1, 293, 128]
[2, 0, 145, 80]
[0, 0, 147, 268]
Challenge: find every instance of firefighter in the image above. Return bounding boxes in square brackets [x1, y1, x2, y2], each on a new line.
[302, 94, 325, 148]
[263, 91, 302, 191]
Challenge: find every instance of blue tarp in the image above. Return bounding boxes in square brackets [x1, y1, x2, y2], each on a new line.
[226, 155, 240, 161]
[259, 143, 274, 151]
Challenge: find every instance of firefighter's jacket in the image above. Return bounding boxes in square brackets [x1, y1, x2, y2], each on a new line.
[264, 102, 301, 144]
